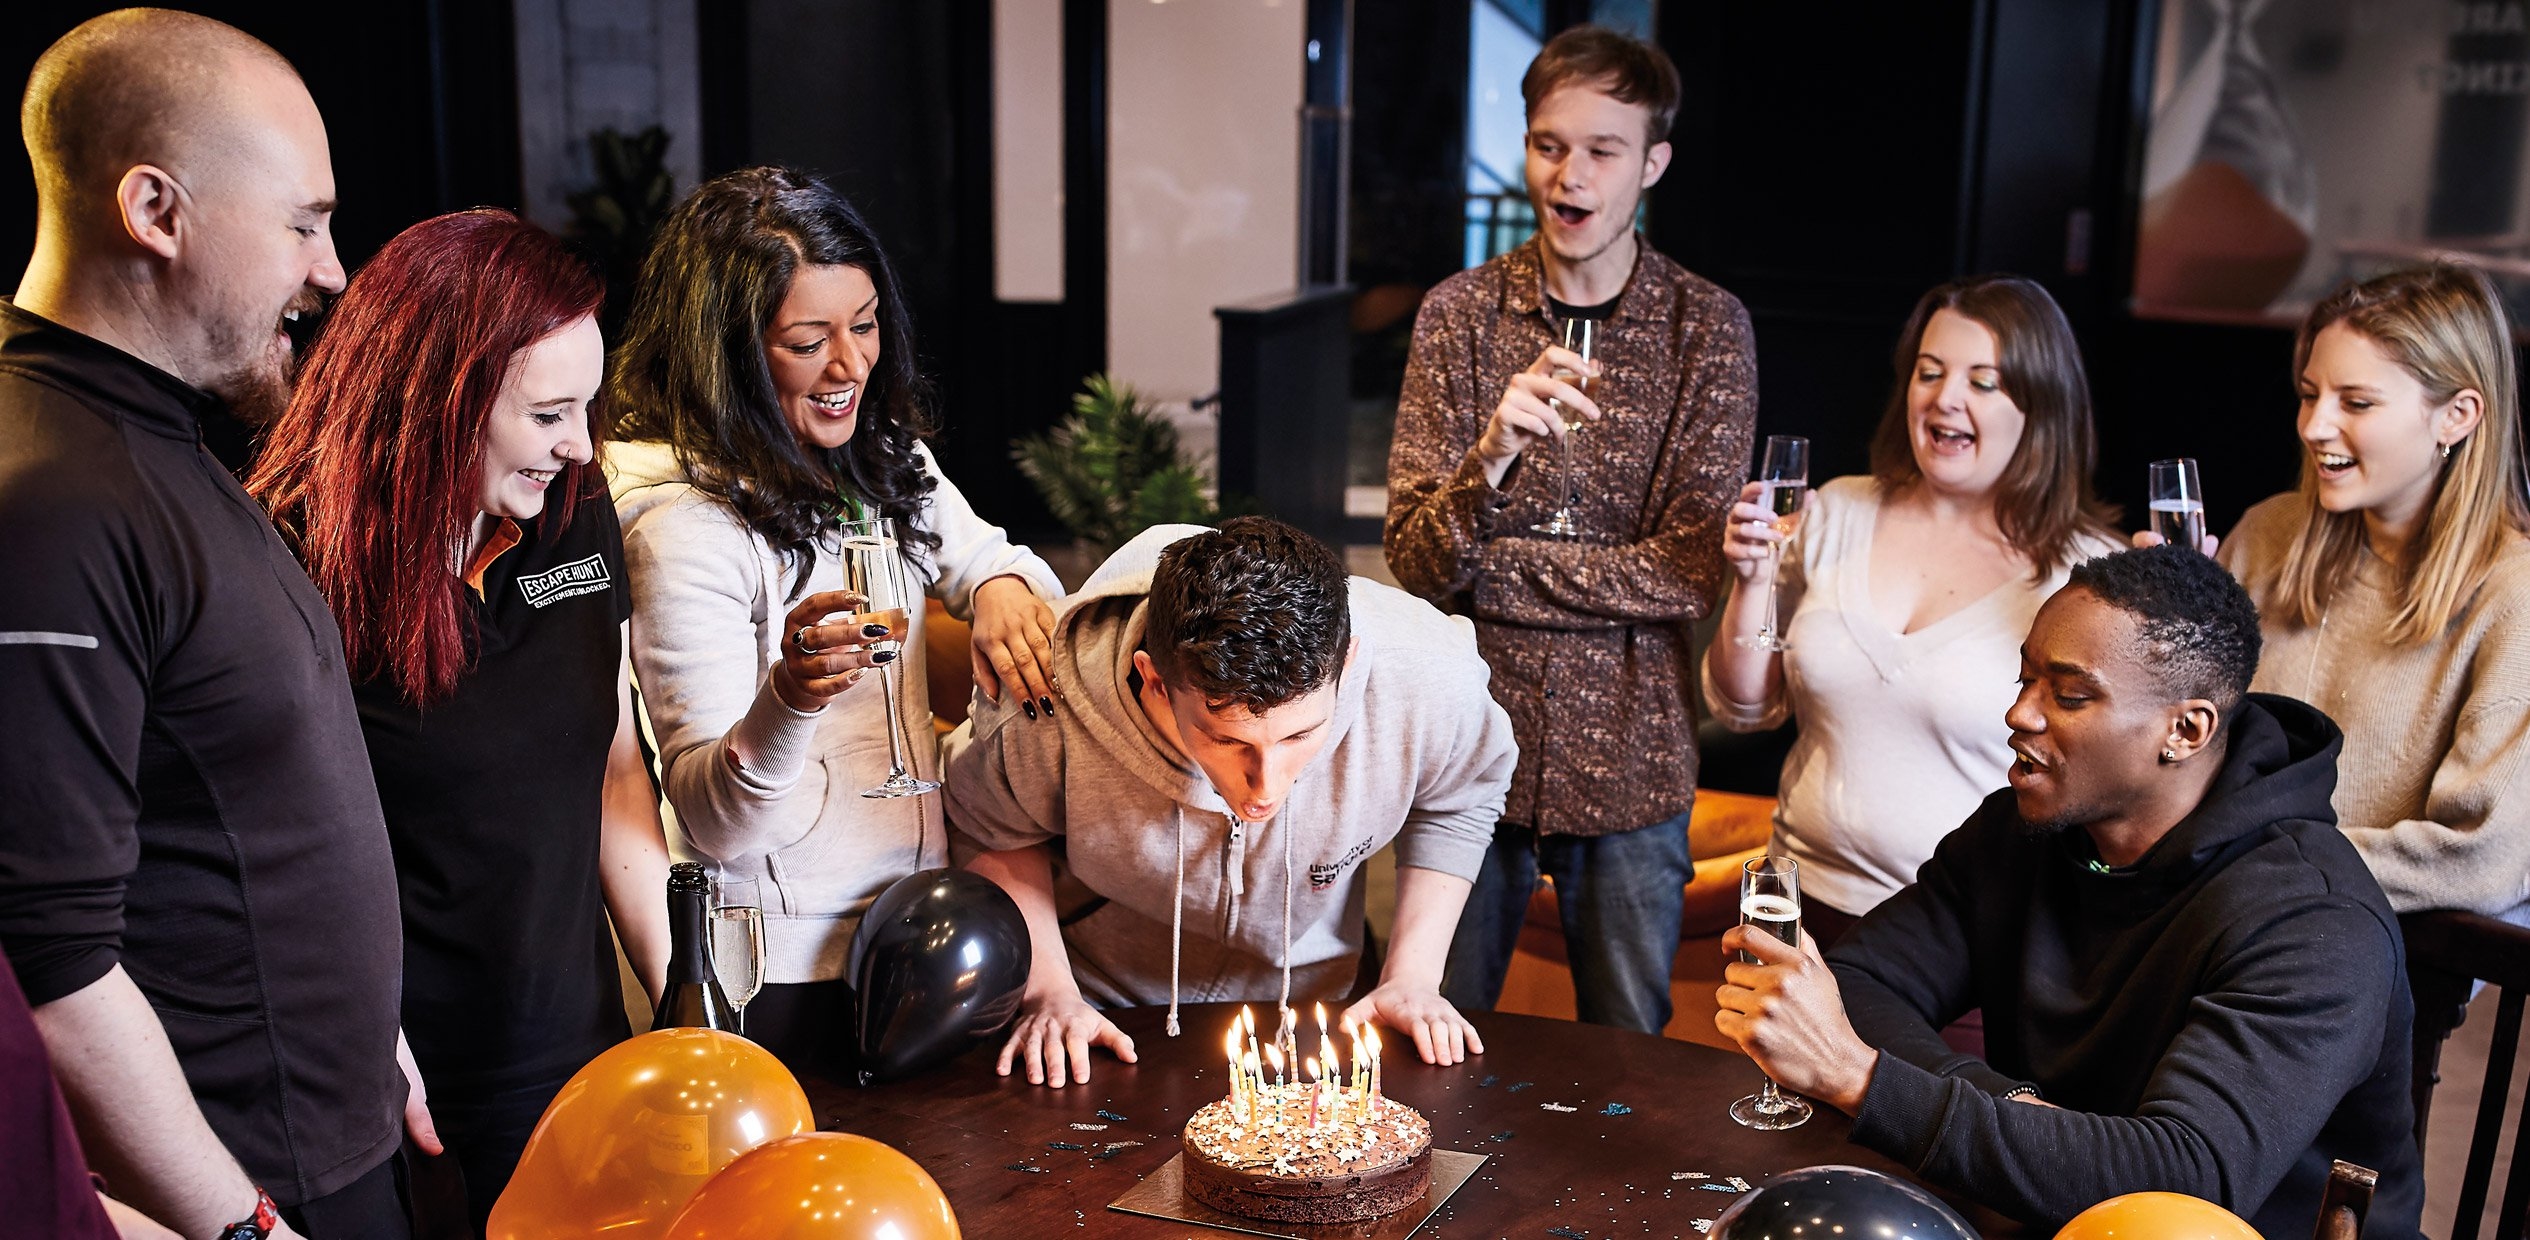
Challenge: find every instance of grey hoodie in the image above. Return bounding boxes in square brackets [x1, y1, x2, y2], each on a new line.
[943, 525, 1515, 1029]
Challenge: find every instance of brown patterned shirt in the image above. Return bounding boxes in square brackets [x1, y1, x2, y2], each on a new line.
[1384, 238, 1757, 837]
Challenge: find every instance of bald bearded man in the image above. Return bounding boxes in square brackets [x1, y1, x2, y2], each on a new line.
[0, 12, 412, 1239]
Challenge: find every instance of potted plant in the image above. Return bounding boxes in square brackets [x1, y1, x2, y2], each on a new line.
[1013, 374, 1220, 560]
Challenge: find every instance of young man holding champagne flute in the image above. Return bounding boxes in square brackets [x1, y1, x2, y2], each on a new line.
[1384, 23, 1757, 1036]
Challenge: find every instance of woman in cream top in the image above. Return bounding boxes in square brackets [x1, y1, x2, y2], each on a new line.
[1705, 275, 2118, 930]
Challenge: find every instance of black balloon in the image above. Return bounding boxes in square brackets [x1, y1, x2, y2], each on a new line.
[847, 868, 1031, 1085]
[1712, 1166, 1980, 1240]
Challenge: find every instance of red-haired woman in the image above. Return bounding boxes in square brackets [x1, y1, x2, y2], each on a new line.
[248, 210, 672, 1229]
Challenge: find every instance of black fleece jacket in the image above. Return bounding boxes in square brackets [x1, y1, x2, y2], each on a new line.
[1829, 694, 2422, 1239]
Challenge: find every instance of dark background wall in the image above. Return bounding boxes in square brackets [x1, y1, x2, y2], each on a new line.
[0, 0, 521, 281]
[1645, 0, 2304, 536]
[1, 0, 2409, 544]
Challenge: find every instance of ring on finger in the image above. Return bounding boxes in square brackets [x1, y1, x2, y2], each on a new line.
[794, 625, 821, 655]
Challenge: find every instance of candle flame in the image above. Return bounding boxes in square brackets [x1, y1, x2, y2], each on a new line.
[1305, 1055, 1320, 1081]
[1240, 1005, 1255, 1035]
[1265, 1044, 1283, 1072]
[1314, 1001, 1329, 1032]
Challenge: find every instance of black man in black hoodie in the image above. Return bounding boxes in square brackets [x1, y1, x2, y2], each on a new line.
[1715, 545, 2422, 1239]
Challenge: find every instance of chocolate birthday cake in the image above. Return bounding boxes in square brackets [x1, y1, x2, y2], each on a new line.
[1181, 1083, 1433, 1224]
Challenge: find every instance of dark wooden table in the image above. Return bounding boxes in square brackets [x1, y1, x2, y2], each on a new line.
[804, 1003, 2010, 1238]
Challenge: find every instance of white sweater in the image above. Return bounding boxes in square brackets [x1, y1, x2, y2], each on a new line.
[1701, 476, 2116, 915]
[608, 440, 1063, 983]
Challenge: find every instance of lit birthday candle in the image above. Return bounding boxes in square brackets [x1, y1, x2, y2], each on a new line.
[1366, 1026, 1383, 1112]
[1241, 1005, 1261, 1068]
[1225, 1025, 1246, 1114]
[1266, 1041, 1285, 1092]
[1320, 1031, 1342, 1125]
[1241, 1049, 1261, 1125]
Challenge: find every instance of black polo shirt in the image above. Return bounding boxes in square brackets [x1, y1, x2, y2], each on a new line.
[361, 494, 634, 1092]
[0, 302, 405, 1206]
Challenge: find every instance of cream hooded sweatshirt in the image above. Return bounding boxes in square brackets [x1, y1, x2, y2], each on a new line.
[609, 438, 1062, 984]
[942, 525, 1515, 1029]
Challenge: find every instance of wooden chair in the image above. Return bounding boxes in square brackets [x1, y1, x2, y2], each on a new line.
[2312, 1160, 2376, 1240]
[2404, 909, 2530, 1240]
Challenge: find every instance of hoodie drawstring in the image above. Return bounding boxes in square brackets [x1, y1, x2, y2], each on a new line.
[1280, 813, 1294, 1014]
[1160, 810, 1294, 1037]
[1166, 810, 1186, 1038]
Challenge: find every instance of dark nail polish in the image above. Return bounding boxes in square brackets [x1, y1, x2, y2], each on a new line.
[862, 622, 890, 638]
[871, 648, 898, 664]
[1022, 700, 1038, 721]
[1040, 696, 1056, 715]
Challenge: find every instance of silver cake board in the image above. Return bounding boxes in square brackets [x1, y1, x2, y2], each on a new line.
[1108, 1149, 1487, 1239]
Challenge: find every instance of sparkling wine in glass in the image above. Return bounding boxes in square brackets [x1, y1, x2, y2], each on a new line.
[1730, 855, 1814, 1130]
[1530, 316, 1597, 539]
[711, 875, 766, 1036]
[837, 517, 939, 798]
[2149, 458, 2207, 553]
[1734, 436, 1810, 653]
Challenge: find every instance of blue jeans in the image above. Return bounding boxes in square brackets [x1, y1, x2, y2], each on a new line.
[1440, 812, 1693, 1034]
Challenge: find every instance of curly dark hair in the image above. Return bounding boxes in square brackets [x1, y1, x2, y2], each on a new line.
[1145, 517, 1352, 712]
[2066, 545, 2262, 714]
[608, 166, 938, 597]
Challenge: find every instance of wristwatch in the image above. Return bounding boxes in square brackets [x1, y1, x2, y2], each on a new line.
[217, 1188, 280, 1240]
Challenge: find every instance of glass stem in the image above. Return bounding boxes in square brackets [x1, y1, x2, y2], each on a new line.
[877, 661, 914, 779]
[1761, 549, 1781, 641]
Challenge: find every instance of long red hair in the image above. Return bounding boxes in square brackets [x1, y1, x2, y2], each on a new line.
[249, 209, 607, 706]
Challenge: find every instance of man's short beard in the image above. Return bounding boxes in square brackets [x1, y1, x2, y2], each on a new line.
[204, 351, 294, 428]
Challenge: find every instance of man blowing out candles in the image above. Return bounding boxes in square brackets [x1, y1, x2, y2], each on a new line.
[945, 517, 1518, 1088]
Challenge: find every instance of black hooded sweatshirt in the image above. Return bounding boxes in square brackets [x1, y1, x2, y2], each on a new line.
[1829, 694, 2422, 1239]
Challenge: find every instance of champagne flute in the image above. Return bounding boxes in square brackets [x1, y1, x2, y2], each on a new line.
[836, 516, 939, 798]
[1529, 316, 1597, 539]
[2149, 458, 2207, 553]
[1730, 855, 1814, 1130]
[711, 875, 766, 1036]
[1733, 435, 1809, 653]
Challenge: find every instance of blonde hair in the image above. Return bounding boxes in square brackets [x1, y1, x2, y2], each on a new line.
[2268, 264, 2530, 644]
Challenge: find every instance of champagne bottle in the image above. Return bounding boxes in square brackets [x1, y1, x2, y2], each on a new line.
[652, 861, 732, 1031]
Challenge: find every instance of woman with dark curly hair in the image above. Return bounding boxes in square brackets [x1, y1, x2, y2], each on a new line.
[607, 167, 1062, 1071]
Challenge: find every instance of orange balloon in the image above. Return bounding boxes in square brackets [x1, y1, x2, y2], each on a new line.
[487, 1028, 816, 1240]
[661, 1133, 960, 1240]
[2055, 1191, 2263, 1240]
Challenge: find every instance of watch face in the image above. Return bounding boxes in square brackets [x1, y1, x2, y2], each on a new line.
[219, 1189, 279, 1240]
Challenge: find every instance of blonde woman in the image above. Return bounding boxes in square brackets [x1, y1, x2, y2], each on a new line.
[2213, 264, 2530, 920]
